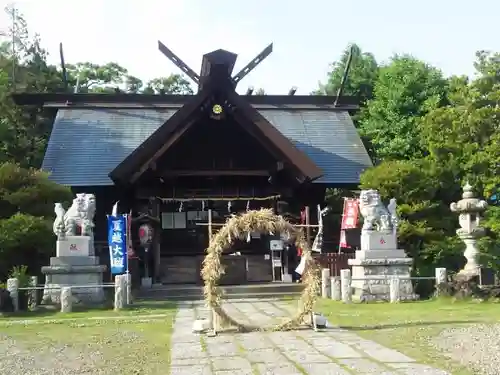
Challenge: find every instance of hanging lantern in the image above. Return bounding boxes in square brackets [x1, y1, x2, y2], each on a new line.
[138, 223, 154, 247]
[227, 201, 232, 212]
[246, 200, 250, 211]
[179, 202, 184, 212]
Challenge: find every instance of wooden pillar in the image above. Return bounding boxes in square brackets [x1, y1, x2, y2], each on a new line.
[208, 209, 213, 245]
[305, 206, 311, 246]
[153, 199, 161, 284]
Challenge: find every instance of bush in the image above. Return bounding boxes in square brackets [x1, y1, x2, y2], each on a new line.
[0, 214, 53, 280]
[0, 162, 72, 281]
[0, 162, 72, 218]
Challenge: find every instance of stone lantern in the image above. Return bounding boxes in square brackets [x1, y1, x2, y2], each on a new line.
[450, 182, 488, 277]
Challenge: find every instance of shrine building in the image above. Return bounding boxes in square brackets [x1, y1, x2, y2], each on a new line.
[12, 42, 372, 285]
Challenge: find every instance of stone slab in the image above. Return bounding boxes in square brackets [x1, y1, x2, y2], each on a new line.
[171, 357, 210, 366]
[214, 370, 253, 375]
[339, 358, 395, 374]
[284, 350, 332, 363]
[355, 249, 408, 259]
[169, 299, 449, 375]
[300, 362, 351, 374]
[315, 341, 363, 358]
[206, 342, 240, 357]
[56, 236, 92, 257]
[361, 231, 397, 250]
[349, 258, 413, 266]
[49, 256, 100, 266]
[170, 365, 212, 375]
[42, 270, 106, 304]
[255, 363, 303, 375]
[388, 363, 450, 374]
[244, 348, 289, 364]
[352, 340, 415, 362]
[170, 342, 206, 359]
[211, 356, 252, 371]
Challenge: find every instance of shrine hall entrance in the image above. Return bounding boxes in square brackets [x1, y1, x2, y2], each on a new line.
[128, 104, 310, 285]
[157, 203, 283, 285]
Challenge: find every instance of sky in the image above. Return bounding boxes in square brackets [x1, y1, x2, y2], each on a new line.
[1, 0, 500, 95]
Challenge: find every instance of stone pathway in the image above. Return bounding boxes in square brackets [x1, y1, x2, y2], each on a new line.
[170, 299, 450, 375]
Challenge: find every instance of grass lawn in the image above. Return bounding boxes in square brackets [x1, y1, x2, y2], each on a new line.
[0, 300, 177, 321]
[0, 301, 177, 375]
[317, 298, 500, 375]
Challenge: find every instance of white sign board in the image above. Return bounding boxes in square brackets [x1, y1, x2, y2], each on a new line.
[272, 259, 282, 267]
[270, 240, 284, 251]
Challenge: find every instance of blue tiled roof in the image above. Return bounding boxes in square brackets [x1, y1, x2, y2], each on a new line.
[42, 107, 372, 186]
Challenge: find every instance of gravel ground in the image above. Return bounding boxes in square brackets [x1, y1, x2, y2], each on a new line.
[0, 334, 105, 375]
[432, 323, 500, 375]
[0, 320, 173, 375]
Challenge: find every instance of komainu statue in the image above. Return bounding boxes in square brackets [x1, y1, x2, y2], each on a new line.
[359, 189, 399, 232]
[53, 193, 96, 238]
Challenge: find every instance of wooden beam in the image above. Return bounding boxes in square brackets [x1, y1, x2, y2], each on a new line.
[130, 120, 194, 183]
[196, 223, 321, 228]
[232, 43, 273, 85]
[158, 40, 200, 84]
[305, 206, 311, 246]
[162, 170, 270, 177]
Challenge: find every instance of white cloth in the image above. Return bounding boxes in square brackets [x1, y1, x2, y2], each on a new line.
[295, 255, 306, 275]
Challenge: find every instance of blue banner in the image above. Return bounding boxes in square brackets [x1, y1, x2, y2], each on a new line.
[108, 215, 128, 275]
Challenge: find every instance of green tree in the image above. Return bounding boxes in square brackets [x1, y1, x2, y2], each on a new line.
[419, 50, 500, 273]
[359, 50, 500, 284]
[359, 159, 465, 296]
[420, 51, 500, 198]
[66, 62, 129, 93]
[0, 163, 72, 280]
[254, 88, 266, 95]
[143, 74, 193, 94]
[316, 44, 379, 107]
[360, 55, 448, 161]
[0, 6, 65, 168]
[125, 75, 144, 93]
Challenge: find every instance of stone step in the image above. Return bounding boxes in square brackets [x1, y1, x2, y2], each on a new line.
[135, 282, 305, 301]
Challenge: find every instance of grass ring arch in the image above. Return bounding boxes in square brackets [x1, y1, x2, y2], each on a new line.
[201, 209, 321, 332]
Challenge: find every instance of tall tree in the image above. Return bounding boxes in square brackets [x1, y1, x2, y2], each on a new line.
[0, 6, 64, 167]
[316, 44, 379, 107]
[360, 55, 448, 161]
[143, 74, 193, 95]
[420, 50, 500, 201]
[360, 50, 500, 283]
[125, 75, 144, 93]
[65, 62, 129, 93]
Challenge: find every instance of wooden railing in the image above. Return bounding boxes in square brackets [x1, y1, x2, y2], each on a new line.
[313, 253, 355, 277]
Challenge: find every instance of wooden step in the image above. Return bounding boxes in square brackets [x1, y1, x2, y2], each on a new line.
[136, 282, 305, 301]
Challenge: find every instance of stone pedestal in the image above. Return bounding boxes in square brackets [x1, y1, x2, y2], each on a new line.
[348, 230, 418, 302]
[56, 236, 94, 257]
[457, 235, 481, 277]
[41, 236, 106, 305]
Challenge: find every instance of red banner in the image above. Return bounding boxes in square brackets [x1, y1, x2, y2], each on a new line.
[341, 198, 359, 229]
[126, 213, 137, 259]
[339, 198, 359, 249]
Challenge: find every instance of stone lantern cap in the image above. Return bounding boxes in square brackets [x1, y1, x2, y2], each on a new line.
[450, 182, 488, 214]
